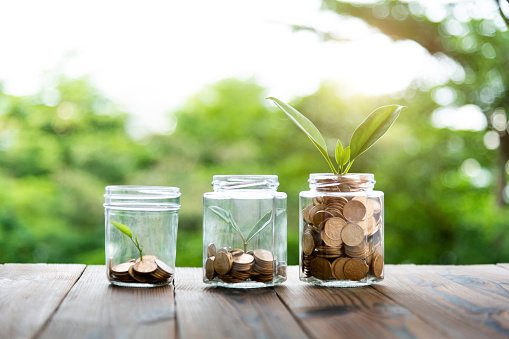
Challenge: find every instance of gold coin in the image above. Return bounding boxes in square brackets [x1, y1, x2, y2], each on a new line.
[214, 251, 232, 275]
[155, 259, 174, 276]
[341, 223, 365, 247]
[343, 258, 368, 281]
[324, 217, 347, 241]
[309, 257, 331, 280]
[135, 255, 157, 263]
[308, 204, 326, 225]
[232, 253, 254, 271]
[253, 249, 273, 262]
[128, 265, 150, 282]
[302, 231, 315, 256]
[343, 200, 366, 222]
[205, 257, 216, 280]
[111, 261, 135, 274]
[302, 204, 314, 224]
[313, 210, 333, 227]
[373, 254, 384, 278]
[133, 260, 157, 274]
[312, 196, 324, 205]
[230, 249, 244, 257]
[207, 243, 216, 257]
[217, 248, 228, 254]
[331, 257, 349, 280]
[321, 230, 343, 247]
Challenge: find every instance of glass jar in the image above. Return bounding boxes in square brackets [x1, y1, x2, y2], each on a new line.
[203, 175, 287, 288]
[299, 173, 384, 287]
[104, 185, 181, 287]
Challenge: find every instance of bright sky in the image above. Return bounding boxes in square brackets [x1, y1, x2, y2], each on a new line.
[0, 0, 453, 135]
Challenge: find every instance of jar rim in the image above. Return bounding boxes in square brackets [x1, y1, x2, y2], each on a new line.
[212, 175, 279, 190]
[105, 185, 181, 198]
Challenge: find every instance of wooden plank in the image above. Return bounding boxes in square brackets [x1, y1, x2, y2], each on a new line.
[423, 265, 509, 301]
[0, 264, 86, 339]
[174, 267, 308, 339]
[373, 265, 509, 339]
[38, 265, 176, 339]
[275, 266, 442, 338]
[497, 263, 509, 271]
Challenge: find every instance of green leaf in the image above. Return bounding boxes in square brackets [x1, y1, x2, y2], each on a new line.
[350, 105, 403, 161]
[111, 221, 133, 239]
[208, 206, 245, 243]
[335, 140, 343, 169]
[268, 97, 337, 174]
[341, 146, 350, 167]
[246, 208, 285, 243]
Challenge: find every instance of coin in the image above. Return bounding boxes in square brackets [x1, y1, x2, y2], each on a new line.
[230, 249, 244, 257]
[343, 200, 366, 222]
[135, 255, 158, 263]
[341, 223, 365, 247]
[331, 257, 349, 280]
[214, 251, 233, 275]
[152, 259, 174, 281]
[373, 254, 384, 278]
[302, 231, 315, 256]
[232, 253, 254, 272]
[207, 243, 217, 257]
[321, 230, 343, 247]
[309, 257, 331, 280]
[302, 204, 314, 224]
[129, 265, 150, 282]
[309, 204, 326, 224]
[324, 217, 347, 241]
[205, 257, 216, 280]
[133, 259, 157, 274]
[111, 261, 135, 274]
[253, 249, 273, 262]
[313, 210, 333, 227]
[343, 258, 369, 281]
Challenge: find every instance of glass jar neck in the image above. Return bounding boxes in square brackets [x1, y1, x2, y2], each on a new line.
[308, 173, 375, 192]
[104, 185, 181, 210]
[212, 175, 279, 192]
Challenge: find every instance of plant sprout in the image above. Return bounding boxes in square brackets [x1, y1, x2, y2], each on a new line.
[111, 221, 144, 260]
[267, 97, 404, 174]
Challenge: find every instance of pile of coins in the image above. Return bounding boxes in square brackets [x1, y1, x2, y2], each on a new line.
[301, 193, 384, 282]
[109, 255, 174, 284]
[205, 244, 277, 284]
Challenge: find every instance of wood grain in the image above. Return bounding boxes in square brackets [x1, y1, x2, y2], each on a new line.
[498, 264, 509, 271]
[423, 265, 509, 301]
[374, 265, 509, 338]
[174, 267, 308, 339]
[0, 264, 85, 339]
[275, 266, 441, 338]
[38, 265, 176, 339]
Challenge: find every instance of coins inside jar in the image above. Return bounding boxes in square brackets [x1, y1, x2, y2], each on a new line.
[109, 255, 174, 284]
[300, 191, 383, 282]
[204, 245, 285, 284]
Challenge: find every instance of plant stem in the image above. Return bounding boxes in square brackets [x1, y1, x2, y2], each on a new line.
[325, 156, 338, 174]
[343, 159, 355, 174]
[131, 237, 143, 260]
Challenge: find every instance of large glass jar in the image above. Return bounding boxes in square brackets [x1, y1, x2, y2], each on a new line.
[203, 175, 287, 288]
[299, 174, 384, 287]
[104, 186, 181, 287]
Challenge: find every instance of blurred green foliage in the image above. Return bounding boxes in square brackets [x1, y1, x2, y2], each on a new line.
[1, 0, 509, 266]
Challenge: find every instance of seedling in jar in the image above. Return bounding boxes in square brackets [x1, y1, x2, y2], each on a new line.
[267, 97, 404, 174]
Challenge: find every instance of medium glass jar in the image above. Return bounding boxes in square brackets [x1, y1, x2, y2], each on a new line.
[299, 173, 384, 287]
[104, 185, 181, 287]
[203, 175, 287, 288]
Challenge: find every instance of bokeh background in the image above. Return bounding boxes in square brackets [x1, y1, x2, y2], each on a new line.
[1, 0, 509, 266]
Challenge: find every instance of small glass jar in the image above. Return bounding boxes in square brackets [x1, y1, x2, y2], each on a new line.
[203, 175, 287, 288]
[299, 173, 384, 287]
[104, 185, 181, 287]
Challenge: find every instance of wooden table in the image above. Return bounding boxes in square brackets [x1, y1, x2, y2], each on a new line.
[1, 264, 509, 338]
